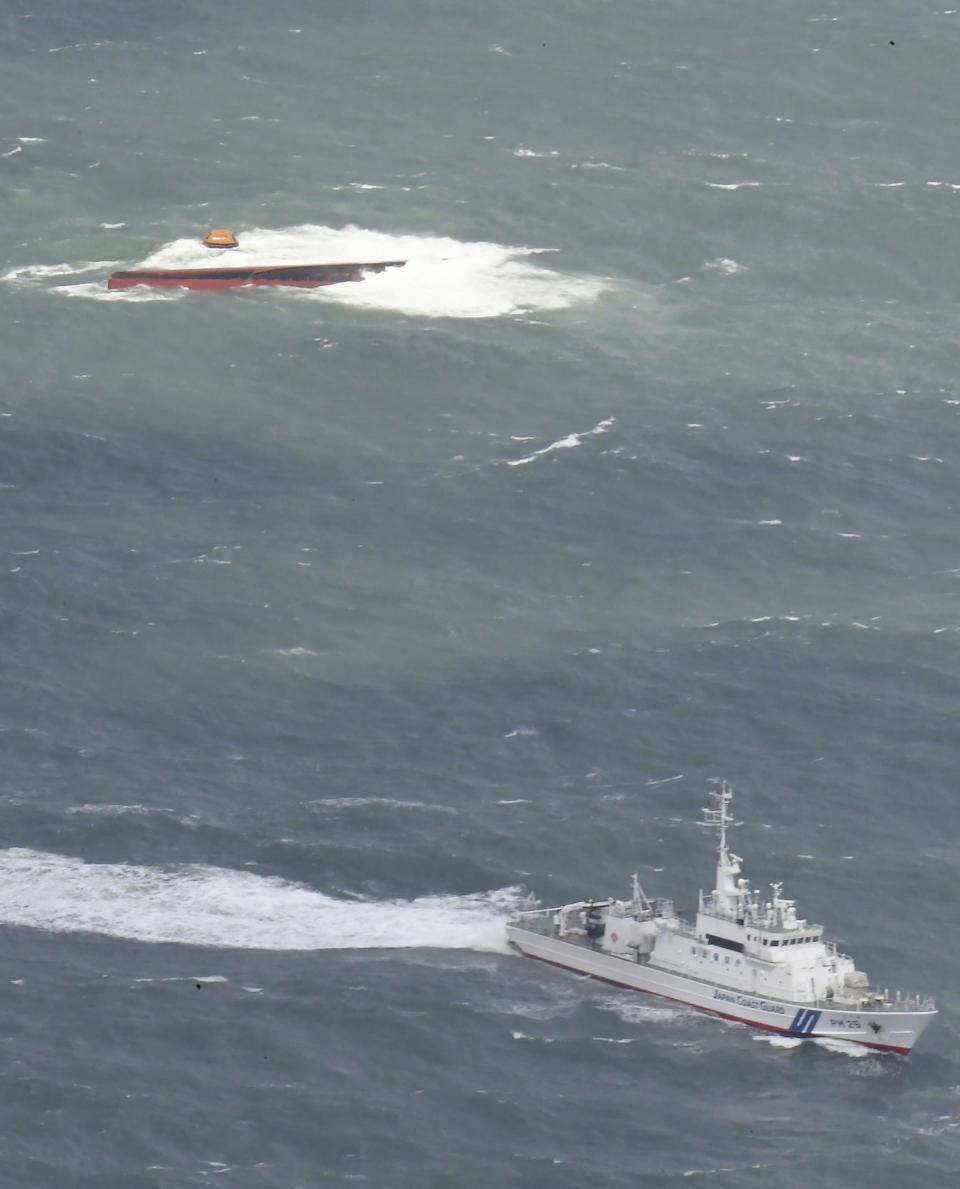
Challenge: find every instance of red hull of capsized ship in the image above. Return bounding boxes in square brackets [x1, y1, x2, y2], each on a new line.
[107, 261, 405, 291]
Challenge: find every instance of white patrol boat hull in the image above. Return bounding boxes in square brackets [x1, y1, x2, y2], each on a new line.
[506, 921, 935, 1055]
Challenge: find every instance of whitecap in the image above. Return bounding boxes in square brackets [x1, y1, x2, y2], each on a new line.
[506, 418, 614, 466]
[66, 804, 176, 818]
[304, 797, 455, 814]
[703, 257, 747, 274]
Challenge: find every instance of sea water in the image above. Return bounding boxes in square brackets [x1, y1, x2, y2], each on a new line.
[1, 2, 958, 1185]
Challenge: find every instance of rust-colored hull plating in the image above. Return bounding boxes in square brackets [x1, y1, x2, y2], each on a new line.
[107, 261, 405, 291]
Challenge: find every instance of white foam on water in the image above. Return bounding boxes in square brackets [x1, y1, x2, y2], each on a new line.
[681, 1163, 774, 1178]
[757, 1033, 805, 1049]
[703, 257, 747, 274]
[65, 804, 195, 826]
[318, 251, 602, 318]
[756, 1032, 872, 1057]
[600, 997, 687, 1024]
[513, 146, 560, 158]
[2, 260, 120, 282]
[0, 847, 518, 953]
[60, 282, 182, 302]
[505, 417, 615, 466]
[811, 1035, 872, 1058]
[5, 224, 608, 318]
[303, 797, 456, 814]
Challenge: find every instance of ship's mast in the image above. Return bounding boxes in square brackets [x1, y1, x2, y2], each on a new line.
[700, 781, 744, 916]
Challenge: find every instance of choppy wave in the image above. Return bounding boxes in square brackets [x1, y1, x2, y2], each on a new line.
[505, 417, 615, 466]
[0, 848, 516, 952]
[3, 224, 608, 319]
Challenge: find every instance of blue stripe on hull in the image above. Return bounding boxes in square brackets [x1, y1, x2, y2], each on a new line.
[789, 1008, 822, 1035]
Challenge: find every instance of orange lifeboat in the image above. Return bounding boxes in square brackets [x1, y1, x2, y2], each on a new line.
[203, 228, 239, 248]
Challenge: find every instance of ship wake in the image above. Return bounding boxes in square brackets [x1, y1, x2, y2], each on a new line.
[0, 848, 516, 953]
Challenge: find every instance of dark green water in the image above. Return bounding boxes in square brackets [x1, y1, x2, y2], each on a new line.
[1, 2, 958, 1185]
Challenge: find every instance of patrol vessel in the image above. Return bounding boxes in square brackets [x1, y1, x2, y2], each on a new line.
[506, 786, 936, 1053]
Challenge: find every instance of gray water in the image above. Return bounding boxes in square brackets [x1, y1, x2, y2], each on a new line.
[1, 2, 959, 1185]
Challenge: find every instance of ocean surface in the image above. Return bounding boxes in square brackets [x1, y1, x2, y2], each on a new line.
[1, 1, 959, 1184]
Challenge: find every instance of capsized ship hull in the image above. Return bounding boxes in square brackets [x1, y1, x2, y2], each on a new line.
[107, 260, 406, 290]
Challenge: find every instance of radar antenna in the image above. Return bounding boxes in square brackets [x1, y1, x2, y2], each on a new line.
[700, 780, 741, 856]
[700, 781, 745, 914]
